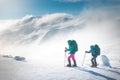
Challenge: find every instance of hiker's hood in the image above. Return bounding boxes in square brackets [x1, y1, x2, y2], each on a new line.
[90, 45, 94, 49]
[67, 40, 72, 45]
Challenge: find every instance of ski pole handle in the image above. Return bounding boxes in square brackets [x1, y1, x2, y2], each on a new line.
[82, 52, 86, 66]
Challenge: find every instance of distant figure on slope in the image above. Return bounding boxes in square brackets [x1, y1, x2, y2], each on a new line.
[65, 40, 78, 67]
[85, 44, 100, 67]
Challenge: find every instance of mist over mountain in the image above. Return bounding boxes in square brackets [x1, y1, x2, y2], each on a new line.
[0, 9, 120, 58]
[0, 9, 120, 46]
[0, 13, 74, 45]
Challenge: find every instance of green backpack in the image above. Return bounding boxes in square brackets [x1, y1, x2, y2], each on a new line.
[72, 40, 78, 52]
[95, 44, 100, 56]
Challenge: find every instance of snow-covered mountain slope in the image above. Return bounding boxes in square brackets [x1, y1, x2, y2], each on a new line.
[0, 11, 119, 46]
[0, 11, 119, 60]
[0, 13, 75, 45]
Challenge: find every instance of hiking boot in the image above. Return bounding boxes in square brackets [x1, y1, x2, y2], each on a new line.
[73, 64, 77, 67]
[67, 64, 71, 67]
[91, 65, 97, 68]
[73, 60, 77, 67]
[94, 64, 97, 67]
[67, 59, 71, 67]
[94, 65, 97, 68]
[90, 65, 94, 67]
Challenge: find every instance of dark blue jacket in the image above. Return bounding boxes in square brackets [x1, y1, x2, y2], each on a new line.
[87, 45, 97, 56]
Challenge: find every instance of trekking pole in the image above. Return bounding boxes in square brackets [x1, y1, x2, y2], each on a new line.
[82, 52, 86, 66]
[64, 51, 66, 67]
[64, 47, 67, 67]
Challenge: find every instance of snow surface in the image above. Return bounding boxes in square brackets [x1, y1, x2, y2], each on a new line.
[0, 55, 120, 80]
[0, 8, 120, 80]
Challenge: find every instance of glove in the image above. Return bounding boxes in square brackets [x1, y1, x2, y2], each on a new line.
[65, 50, 67, 52]
[65, 47, 68, 52]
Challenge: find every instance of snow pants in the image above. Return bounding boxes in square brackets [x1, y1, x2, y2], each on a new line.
[68, 54, 75, 60]
[91, 56, 97, 67]
[67, 53, 77, 66]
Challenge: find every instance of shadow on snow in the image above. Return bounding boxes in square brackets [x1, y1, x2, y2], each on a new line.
[74, 67, 116, 80]
[97, 67, 120, 76]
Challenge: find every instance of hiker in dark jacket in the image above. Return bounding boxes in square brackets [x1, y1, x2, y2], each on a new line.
[65, 40, 78, 67]
[85, 45, 100, 67]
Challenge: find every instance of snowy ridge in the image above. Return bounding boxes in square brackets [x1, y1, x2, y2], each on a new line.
[0, 13, 75, 45]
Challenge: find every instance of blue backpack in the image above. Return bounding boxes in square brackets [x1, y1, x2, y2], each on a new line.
[72, 40, 78, 52]
[95, 44, 100, 56]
